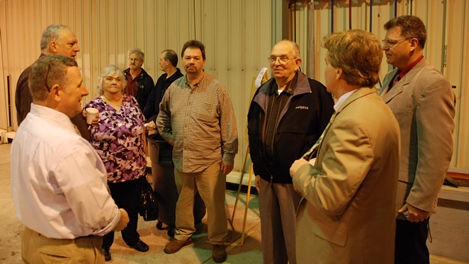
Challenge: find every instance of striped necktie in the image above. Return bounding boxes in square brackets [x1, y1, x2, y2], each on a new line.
[302, 112, 337, 160]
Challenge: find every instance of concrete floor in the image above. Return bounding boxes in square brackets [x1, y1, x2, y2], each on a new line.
[1, 142, 467, 264]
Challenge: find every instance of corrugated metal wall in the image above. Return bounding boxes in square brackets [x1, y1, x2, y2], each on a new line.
[289, 0, 469, 169]
[0, 0, 468, 170]
[0, 0, 273, 172]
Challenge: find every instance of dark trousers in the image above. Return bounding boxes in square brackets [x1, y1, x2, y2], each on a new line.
[103, 176, 144, 250]
[395, 218, 430, 264]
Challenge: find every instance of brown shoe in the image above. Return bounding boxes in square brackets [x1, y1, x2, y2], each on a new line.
[164, 238, 193, 254]
[212, 244, 227, 263]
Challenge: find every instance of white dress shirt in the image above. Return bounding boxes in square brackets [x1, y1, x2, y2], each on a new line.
[10, 104, 121, 239]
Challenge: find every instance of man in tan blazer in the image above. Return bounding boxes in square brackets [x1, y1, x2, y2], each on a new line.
[380, 15, 456, 264]
[290, 29, 400, 264]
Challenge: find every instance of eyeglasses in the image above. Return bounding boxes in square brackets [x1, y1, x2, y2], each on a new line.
[267, 56, 297, 65]
[381, 38, 411, 48]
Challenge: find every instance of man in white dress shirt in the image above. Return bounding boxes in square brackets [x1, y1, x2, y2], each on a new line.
[10, 55, 129, 264]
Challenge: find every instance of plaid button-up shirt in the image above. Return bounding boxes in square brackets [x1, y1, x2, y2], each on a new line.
[156, 73, 238, 173]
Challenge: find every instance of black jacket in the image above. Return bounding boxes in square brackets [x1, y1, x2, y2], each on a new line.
[124, 68, 154, 112]
[143, 68, 183, 122]
[247, 72, 334, 184]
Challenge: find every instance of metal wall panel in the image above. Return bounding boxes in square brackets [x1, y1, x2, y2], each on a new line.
[0, 0, 272, 172]
[0, 0, 467, 169]
[289, 0, 468, 169]
[194, 0, 274, 172]
[445, 0, 469, 168]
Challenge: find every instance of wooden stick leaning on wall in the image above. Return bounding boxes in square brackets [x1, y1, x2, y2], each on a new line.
[231, 69, 268, 245]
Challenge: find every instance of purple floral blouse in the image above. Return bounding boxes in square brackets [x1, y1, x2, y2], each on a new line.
[84, 94, 146, 183]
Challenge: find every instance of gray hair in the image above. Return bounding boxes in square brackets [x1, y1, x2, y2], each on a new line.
[97, 65, 127, 95]
[278, 40, 301, 57]
[29, 55, 78, 101]
[40, 24, 70, 52]
[129, 48, 144, 60]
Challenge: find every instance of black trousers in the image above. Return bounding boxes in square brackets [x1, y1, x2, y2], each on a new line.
[103, 176, 144, 250]
[395, 218, 430, 264]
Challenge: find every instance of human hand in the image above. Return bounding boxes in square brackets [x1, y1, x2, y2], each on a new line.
[255, 175, 261, 193]
[221, 161, 234, 176]
[82, 111, 99, 126]
[90, 114, 99, 126]
[290, 158, 308, 178]
[113, 208, 130, 231]
[144, 121, 156, 132]
[398, 203, 430, 222]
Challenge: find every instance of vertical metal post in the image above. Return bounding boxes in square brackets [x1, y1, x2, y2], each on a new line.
[441, 0, 448, 73]
[331, 0, 334, 33]
[370, 0, 373, 32]
[349, 0, 352, 29]
[7, 75, 12, 131]
[307, 0, 315, 78]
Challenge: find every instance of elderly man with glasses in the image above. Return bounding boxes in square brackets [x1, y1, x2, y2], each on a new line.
[380, 15, 456, 264]
[247, 40, 334, 264]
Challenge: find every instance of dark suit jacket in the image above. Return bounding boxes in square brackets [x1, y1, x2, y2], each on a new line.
[15, 54, 90, 140]
[15, 57, 40, 125]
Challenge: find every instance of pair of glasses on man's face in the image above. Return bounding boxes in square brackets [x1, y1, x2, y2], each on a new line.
[381, 37, 413, 48]
[267, 56, 297, 65]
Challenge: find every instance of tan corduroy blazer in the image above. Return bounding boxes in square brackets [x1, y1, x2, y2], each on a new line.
[293, 88, 401, 264]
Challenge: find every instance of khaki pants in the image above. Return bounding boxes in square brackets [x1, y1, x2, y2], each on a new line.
[174, 161, 228, 244]
[258, 178, 301, 264]
[22, 227, 104, 264]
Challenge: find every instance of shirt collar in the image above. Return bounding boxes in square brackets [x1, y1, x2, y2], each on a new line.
[398, 55, 424, 79]
[30, 104, 77, 134]
[334, 89, 357, 112]
[185, 72, 206, 89]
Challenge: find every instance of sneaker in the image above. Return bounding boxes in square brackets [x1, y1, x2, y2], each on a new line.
[212, 244, 227, 263]
[163, 238, 193, 254]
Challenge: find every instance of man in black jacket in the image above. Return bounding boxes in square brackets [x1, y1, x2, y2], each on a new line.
[124, 48, 154, 111]
[247, 40, 334, 264]
[143, 49, 183, 123]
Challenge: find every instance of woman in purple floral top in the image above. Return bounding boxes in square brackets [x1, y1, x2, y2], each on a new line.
[84, 65, 149, 261]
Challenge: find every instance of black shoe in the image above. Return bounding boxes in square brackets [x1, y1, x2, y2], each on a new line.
[132, 240, 149, 252]
[212, 244, 227, 263]
[167, 227, 175, 238]
[103, 249, 111, 262]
